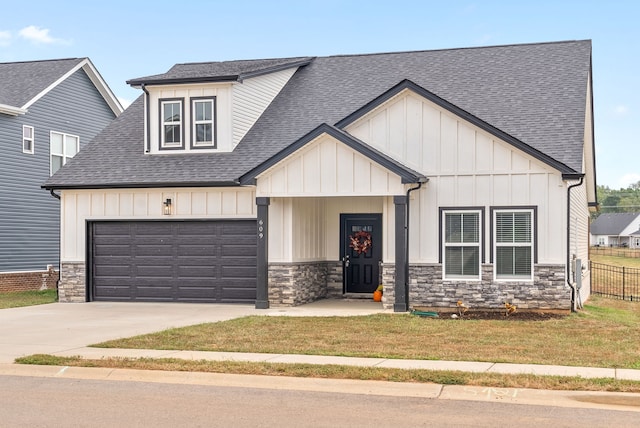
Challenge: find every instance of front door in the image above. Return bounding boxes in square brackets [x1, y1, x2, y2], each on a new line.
[340, 214, 382, 293]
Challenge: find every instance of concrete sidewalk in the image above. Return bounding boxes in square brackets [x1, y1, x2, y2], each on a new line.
[49, 347, 640, 382]
[2, 299, 640, 412]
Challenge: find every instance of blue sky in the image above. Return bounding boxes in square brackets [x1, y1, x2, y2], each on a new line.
[1, 0, 637, 189]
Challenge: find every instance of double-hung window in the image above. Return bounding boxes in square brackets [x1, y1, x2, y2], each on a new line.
[23, 125, 34, 154]
[160, 99, 183, 149]
[191, 97, 215, 148]
[443, 210, 481, 279]
[50, 131, 79, 175]
[494, 209, 534, 280]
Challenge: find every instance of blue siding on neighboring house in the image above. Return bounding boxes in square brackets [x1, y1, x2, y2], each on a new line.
[0, 69, 116, 272]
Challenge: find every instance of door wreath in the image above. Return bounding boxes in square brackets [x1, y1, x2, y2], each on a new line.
[349, 230, 372, 254]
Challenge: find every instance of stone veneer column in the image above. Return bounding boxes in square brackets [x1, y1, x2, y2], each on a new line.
[58, 263, 86, 302]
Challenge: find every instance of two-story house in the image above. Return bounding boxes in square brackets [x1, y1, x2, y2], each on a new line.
[44, 41, 596, 312]
[0, 58, 122, 292]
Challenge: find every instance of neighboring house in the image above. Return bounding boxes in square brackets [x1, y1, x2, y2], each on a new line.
[0, 58, 123, 292]
[590, 212, 640, 248]
[43, 40, 596, 311]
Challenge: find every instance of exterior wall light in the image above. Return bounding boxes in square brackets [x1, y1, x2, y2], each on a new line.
[163, 198, 172, 215]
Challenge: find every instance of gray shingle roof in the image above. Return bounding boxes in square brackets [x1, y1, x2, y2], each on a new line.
[591, 213, 640, 235]
[127, 57, 314, 85]
[0, 58, 86, 107]
[44, 40, 593, 189]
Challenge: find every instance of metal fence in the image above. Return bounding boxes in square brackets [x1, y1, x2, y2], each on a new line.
[590, 262, 640, 301]
[591, 247, 640, 258]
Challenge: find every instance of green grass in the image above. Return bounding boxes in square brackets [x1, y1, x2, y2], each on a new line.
[94, 295, 640, 369]
[591, 254, 640, 269]
[16, 354, 640, 393]
[0, 289, 57, 309]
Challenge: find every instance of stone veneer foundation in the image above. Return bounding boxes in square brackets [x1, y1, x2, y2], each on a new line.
[58, 263, 86, 302]
[268, 261, 344, 306]
[59, 261, 568, 310]
[383, 263, 570, 311]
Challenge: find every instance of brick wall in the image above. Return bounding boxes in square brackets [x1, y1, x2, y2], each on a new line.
[0, 268, 59, 293]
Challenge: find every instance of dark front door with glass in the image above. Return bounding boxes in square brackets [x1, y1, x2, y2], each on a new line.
[340, 214, 382, 294]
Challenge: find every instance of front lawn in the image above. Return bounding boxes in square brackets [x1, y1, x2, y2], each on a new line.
[0, 289, 57, 309]
[95, 295, 640, 369]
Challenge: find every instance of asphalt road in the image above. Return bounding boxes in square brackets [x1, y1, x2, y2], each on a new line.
[2, 375, 639, 428]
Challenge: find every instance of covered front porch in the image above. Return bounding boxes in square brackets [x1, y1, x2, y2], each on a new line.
[255, 195, 411, 311]
[239, 123, 427, 312]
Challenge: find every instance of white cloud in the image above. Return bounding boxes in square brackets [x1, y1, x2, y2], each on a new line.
[0, 30, 11, 47]
[18, 25, 67, 44]
[619, 173, 640, 189]
[614, 105, 629, 116]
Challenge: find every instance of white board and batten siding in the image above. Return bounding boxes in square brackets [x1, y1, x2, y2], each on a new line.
[60, 188, 256, 263]
[256, 134, 406, 197]
[268, 197, 393, 263]
[344, 89, 569, 265]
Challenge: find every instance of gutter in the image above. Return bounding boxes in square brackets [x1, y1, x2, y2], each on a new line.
[566, 176, 584, 312]
[49, 189, 62, 300]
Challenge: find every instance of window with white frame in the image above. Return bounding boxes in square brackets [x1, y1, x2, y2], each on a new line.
[494, 209, 534, 280]
[191, 97, 215, 148]
[50, 131, 79, 175]
[22, 125, 34, 154]
[443, 210, 481, 279]
[160, 99, 183, 148]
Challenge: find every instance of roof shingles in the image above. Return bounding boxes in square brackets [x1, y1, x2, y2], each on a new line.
[44, 40, 593, 189]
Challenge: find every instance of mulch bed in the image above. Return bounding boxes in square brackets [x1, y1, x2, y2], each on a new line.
[439, 311, 568, 320]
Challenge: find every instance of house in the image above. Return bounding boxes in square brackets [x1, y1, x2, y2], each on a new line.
[0, 58, 123, 292]
[43, 40, 596, 312]
[590, 212, 640, 248]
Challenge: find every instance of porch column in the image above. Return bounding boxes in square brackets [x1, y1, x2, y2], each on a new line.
[394, 195, 408, 312]
[256, 197, 270, 309]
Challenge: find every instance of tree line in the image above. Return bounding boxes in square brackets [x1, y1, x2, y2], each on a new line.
[596, 180, 640, 216]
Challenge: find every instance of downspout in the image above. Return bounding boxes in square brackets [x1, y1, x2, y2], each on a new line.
[566, 176, 584, 312]
[141, 84, 150, 153]
[49, 189, 61, 299]
[404, 179, 427, 309]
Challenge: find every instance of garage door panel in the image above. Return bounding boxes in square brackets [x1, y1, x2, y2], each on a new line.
[177, 266, 217, 277]
[222, 266, 257, 278]
[176, 244, 217, 257]
[92, 220, 256, 303]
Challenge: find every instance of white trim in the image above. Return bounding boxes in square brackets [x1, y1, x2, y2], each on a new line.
[22, 125, 35, 154]
[442, 209, 482, 281]
[50, 130, 80, 175]
[493, 208, 534, 281]
[0, 103, 27, 116]
[191, 98, 215, 147]
[160, 99, 183, 148]
[22, 58, 123, 116]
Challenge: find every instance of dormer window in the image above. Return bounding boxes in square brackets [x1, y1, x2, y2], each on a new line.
[160, 98, 184, 149]
[191, 97, 216, 149]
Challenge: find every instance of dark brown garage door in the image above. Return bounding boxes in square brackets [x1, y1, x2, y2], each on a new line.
[90, 220, 256, 303]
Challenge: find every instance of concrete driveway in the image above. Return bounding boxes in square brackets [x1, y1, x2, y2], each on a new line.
[0, 300, 385, 363]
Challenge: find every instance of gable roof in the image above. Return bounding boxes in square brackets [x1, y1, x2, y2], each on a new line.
[0, 57, 123, 116]
[44, 40, 593, 190]
[590, 212, 640, 235]
[239, 123, 427, 185]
